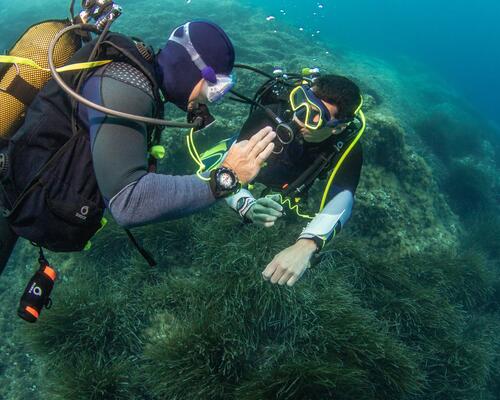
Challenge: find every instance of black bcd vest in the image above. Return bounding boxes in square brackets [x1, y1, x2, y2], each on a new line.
[0, 33, 163, 252]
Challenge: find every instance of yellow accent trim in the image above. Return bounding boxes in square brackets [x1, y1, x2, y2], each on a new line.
[202, 153, 224, 171]
[200, 140, 229, 160]
[274, 194, 314, 220]
[354, 95, 364, 115]
[199, 139, 231, 170]
[97, 217, 108, 234]
[302, 68, 312, 76]
[83, 218, 108, 251]
[0, 55, 112, 73]
[319, 109, 366, 211]
[187, 128, 211, 181]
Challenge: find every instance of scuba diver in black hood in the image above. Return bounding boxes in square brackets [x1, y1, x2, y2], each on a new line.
[0, 3, 275, 321]
[200, 70, 365, 287]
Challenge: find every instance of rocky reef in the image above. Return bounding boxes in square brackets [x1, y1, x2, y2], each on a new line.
[1, 0, 500, 399]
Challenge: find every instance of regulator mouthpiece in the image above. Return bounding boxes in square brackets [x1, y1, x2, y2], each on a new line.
[187, 103, 216, 131]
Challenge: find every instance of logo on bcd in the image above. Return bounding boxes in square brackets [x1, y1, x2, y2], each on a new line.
[76, 205, 89, 221]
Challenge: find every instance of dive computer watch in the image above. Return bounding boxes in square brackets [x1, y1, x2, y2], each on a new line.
[209, 166, 241, 199]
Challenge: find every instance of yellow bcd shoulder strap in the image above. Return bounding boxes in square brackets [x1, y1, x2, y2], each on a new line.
[0, 55, 112, 73]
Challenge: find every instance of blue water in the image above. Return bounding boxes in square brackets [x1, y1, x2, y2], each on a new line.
[1, 1, 500, 398]
[1, 0, 498, 126]
[243, 0, 500, 126]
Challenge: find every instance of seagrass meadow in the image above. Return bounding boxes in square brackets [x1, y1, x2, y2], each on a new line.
[1, 0, 500, 399]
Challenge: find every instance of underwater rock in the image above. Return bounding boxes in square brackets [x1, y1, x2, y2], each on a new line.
[349, 111, 458, 255]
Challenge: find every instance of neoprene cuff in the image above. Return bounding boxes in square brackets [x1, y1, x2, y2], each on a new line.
[296, 190, 354, 252]
[296, 235, 324, 253]
[225, 189, 256, 218]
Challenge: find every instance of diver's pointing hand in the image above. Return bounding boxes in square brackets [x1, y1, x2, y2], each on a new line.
[223, 127, 276, 184]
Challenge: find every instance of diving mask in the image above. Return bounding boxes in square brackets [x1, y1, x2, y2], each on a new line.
[168, 22, 234, 104]
[290, 85, 330, 130]
[201, 74, 235, 103]
[290, 85, 353, 131]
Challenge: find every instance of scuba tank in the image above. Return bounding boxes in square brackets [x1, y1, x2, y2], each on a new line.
[0, 20, 81, 141]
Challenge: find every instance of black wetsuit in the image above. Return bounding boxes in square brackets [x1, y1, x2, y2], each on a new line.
[239, 105, 363, 200]
[226, 104, 363, 247]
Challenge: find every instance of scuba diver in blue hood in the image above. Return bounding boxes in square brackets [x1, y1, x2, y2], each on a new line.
[76, 21, 275, 230]
[200, 69, 365, 287]
[0, 2, 275, 322]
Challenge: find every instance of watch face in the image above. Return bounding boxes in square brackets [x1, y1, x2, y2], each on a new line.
[219, 172, 234, 189]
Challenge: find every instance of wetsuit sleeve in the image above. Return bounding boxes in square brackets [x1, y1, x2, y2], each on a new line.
[298, 189, 354, 249]
[298, 142, 363, 249]
[80, 63, 215, 228]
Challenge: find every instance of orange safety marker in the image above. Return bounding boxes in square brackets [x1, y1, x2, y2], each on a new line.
[42, 266, 57, 281]
[25, 306, 40, 319]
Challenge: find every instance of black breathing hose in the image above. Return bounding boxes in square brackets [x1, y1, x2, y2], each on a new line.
[48, 23, 198, 128]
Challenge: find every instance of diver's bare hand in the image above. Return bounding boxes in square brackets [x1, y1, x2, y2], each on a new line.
[222, 126, 276, 184]
[262, 239, 317, 287]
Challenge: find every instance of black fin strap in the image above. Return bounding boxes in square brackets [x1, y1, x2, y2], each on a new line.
[124, 229, 157, 267]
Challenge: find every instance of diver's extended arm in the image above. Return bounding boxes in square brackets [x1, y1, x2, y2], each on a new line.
[261, 189, 354, 287]
[297, 189, 354, 251]
[297, 141, 362, 250]
[108, 174, 215, 227]
[80, 63, 216, 228]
